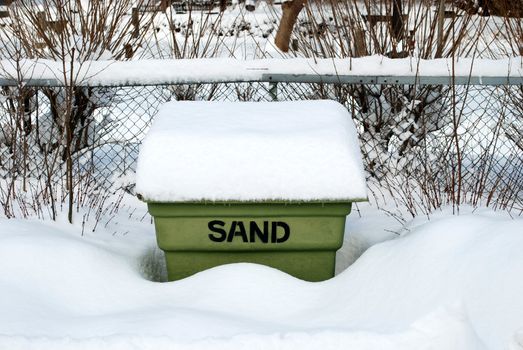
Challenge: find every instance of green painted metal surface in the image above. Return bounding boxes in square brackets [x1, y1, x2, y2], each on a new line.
[148, 202, 352, 282]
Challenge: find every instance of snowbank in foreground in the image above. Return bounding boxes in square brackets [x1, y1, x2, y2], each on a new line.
[0, 307, 483, 350]
[0, 209, 522, 349]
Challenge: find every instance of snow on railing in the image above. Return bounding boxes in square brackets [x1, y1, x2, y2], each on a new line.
[0, 55, 521, 86]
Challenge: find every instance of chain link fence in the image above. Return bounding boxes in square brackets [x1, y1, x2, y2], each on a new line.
[0, 79, 522, 217]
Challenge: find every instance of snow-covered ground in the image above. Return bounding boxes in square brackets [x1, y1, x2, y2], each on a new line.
[1, 197, 522, 350]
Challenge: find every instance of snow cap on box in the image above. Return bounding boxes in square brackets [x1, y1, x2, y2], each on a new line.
[135, 100, 367, 202]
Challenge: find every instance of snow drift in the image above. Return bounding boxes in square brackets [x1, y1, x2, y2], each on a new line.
[0, 209, 522, 349]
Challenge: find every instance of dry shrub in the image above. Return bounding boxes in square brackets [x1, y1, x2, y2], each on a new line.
[285, 0, 522, 216]
[0, 0, 155, 223]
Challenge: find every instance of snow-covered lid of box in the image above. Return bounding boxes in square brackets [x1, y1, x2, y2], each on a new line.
[135, 100, 367, 202]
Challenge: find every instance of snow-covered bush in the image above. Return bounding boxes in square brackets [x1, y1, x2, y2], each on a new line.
[277, 0, 523, 215]
[0, 0, 521, 223]
[0, 0, 157, 222]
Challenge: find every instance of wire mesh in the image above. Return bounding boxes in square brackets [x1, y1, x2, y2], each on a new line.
[0, 80, 521, 213]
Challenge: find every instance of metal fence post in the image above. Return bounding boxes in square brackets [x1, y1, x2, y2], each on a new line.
[269, 82, 278, 101]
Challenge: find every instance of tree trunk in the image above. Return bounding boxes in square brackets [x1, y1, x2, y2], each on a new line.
[274, 0, 306, 52]
[392, 0, 403, 41]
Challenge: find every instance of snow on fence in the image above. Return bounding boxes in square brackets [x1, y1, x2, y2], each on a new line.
[0, 57, 521, 86]
[0, 65, 522, 218]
